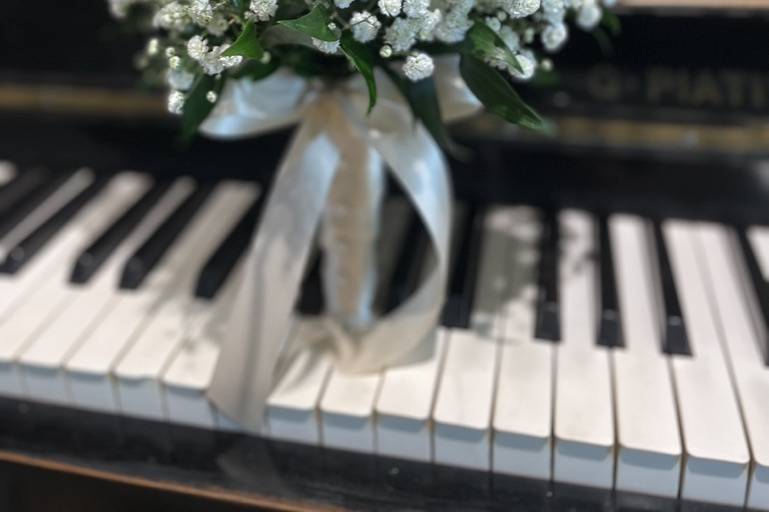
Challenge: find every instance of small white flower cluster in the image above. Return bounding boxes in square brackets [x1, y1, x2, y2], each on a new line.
[109, 0, 613, 115]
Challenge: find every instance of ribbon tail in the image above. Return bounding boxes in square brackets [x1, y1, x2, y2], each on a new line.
[207, 109, 341, 433]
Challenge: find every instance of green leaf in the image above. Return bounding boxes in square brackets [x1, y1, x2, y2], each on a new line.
[277, 5, 338, 42]
[181, 74, 225, 142]
[340, 32, 377, 114]
[601, 10, 622, 36]
[462, 22, 522, 74]
[382, 65, 464, 157]
[459, 54, 550, 133]
[230, 57, 280, 80]
[222, 21, 265, 60]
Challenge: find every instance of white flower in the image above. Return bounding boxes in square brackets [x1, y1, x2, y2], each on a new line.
[187, 36, 209, 61]
[154, 2, 190, 31]
[403, 52, 434, 81]
[167, 69, 195, 90]
[416, 9, 441, 40]
[188, 0, 214, 25]
[351, 11, 381, 43]
[168, 56, 181, 69]
[378, 0, 402, 17]
[312, 38, 341, 54]
[384, 17, 417, 53]
[434, 10, 472, 43]
[335, 0, 354, 8]
[484, 16, 501, 32]
[167, 90, 185, 115]
[249, 0, 278, 21]
[403, 0, 429, 18]
[379, 45, 393, 58]
[109, 0, 142, 18]
[510, 50, 536, 80]
[206, 90, 218, 103]
[541, 22, 567, 51]
[577, 0, 602, 29]
[207, 15, 230, 36]
[146, 38, 160, 56]
[504, 0, 540, 18]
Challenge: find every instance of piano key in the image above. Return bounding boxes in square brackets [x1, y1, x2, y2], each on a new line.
[609, 215, 682, 498]
[0, 168, 48, 222]
[737, 226, 769, 364]
[162, 264, 249, 430]
[664, 220, 750, 506]
[698, 223, 769, 511]
[442, 205, 485, 329]
[0, 173, 151, 398]
[0, 173, 107, 275]
[491, 206, 554, 481]
[264, 321, 333, 443]
[70, 180, 172, 285]
[119, 184, 214, 290]
[439, 204, 469, 327]
[383, 207, 430, 313]
[596, 213, 622, 348]
[318, 203, 411, 454]
[652, 221, 690, 355]
[194, 192, 265, 299]
[113, 183, 258, 422]
[0, 169, 91, 261]
[296, 252, 324, 316]
[374, 329, 446, 462]
[18, 179, 192, 406]
[432, 208, 506, 471]
[552, 210, 615, 489]
[533, 209, 560, 341]
[62, 179, 223, 414]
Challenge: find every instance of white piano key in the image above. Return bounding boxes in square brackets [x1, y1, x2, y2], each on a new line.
[0, 173, 149, 398]
[610, 215, 682, 498]
[374, 329, 446, 462]
[266, 321, 333, 444]
[63, 181, 238, 414]
[432, 329, 497, 471]
[748, 225, 769, 282]
[162, 264, 245, 430]
[0, 169, 95, 318]
[18, 178, 192, 406]
[698, 223, 769, 510]
[553, 210, 615, 490]
[114, 183, 258, 421]
[320, 363, 381, 453]
[433, 207, 519, 471]
[664, 220, 750, 507]
[492, 206, 553, 481]
[0, 168, 94, 262]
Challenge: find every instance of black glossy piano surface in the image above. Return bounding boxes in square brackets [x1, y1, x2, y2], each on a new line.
[3, 1, 769, 511]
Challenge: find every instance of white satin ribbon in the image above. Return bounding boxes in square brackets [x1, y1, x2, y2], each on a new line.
[205, 57, 481, 433]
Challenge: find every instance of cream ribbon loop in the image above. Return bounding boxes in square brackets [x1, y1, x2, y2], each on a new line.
[205, 59, 481, 433]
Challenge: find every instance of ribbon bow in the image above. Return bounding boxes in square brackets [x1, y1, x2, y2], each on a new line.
[205, 57, 481, 433]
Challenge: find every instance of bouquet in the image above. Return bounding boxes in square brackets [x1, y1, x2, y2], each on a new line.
[108, 0, 616, 432]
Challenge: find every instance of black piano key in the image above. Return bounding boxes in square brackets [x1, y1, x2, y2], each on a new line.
[0, 169, 71, 241]
[0, 177, 108, 275]
[652, 221, 690, 356]
[0, 168, 50, 222]
[596, 214, 623, 348]
[194, 194, 266, 299]
[119, 185, 213, 290]
[442, 205, 485, 329]
[385, 209, 431, 313]
[735, 227, 769, 365]
[70, 181, 173, 285]
[297, 252, 324, 316]
[534, 209, 561, 342]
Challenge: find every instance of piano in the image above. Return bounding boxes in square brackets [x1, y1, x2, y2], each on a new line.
[2, 1, 769, 510]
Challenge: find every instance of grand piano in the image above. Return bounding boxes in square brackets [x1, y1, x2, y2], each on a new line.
[2, 1, 769, 510]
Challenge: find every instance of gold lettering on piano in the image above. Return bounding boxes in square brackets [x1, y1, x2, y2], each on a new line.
[587, 66, 769, 110]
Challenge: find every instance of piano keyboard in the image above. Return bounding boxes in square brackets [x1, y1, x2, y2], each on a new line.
[1, 163, 768, 509]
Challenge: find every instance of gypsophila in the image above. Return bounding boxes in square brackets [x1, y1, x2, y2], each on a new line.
[403, 52, 434, 81]
[110, 0, 612, 135]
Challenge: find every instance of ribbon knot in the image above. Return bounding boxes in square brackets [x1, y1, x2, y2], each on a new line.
[204, 57, 481, 433]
